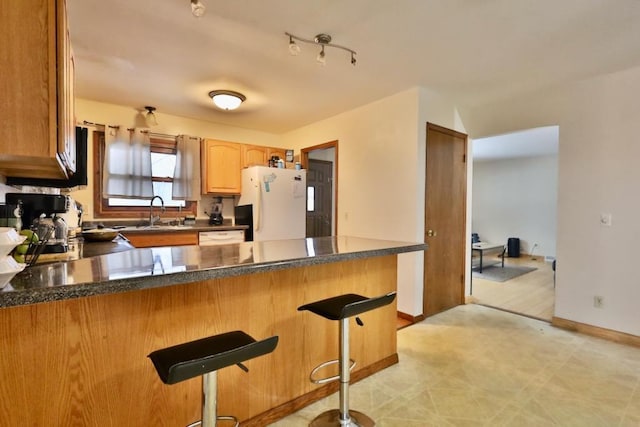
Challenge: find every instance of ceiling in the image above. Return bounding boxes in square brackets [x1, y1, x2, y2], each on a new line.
[67, 0, 640, 134]
[472, 126, 558, 162]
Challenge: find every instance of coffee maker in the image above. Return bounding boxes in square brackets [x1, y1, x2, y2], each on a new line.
[208, 197, 224, 225]
[6, 193, 70, 253]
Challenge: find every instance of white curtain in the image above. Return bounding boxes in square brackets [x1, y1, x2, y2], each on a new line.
[172, 135, 201, 201]
[102, 127, 154, 199]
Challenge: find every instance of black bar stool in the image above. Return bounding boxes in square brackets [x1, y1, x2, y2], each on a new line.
[148, 330, 278, 427]
[298, 292, 396, 427]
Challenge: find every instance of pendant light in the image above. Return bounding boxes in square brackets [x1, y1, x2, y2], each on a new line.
[144, 106, 158, 126]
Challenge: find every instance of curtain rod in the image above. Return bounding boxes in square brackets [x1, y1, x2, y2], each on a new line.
[81, 120, 197, 140]
[82, 120, 119, 129]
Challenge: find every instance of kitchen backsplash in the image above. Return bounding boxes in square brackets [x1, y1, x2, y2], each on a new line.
[0, 179, 239, 224]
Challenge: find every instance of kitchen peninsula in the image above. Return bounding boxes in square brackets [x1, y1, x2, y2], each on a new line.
[0, 236, 426, 426]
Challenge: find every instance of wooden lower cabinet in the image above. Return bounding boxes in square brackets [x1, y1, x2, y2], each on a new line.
[0, 256, 398, 426]
[121, 231, 199, 248]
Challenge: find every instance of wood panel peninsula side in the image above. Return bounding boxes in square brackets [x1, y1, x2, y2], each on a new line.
[0, 236, 426, 426]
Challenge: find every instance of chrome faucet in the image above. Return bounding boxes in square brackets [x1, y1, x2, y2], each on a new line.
[149, 195, 165, 227]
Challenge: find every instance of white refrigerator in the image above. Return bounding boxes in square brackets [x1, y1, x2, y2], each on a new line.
[237, 166, 307, 241]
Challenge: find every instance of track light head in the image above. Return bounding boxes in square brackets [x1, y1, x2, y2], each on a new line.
[191, 0, 205, 17]
[316, 46, 326, 65]
[288, 36, 301, 56]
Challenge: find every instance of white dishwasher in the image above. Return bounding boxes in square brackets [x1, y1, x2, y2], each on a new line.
[198, 230, 245, 246]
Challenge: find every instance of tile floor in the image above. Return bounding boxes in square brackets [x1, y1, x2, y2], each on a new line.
[270, 304, 640, 426]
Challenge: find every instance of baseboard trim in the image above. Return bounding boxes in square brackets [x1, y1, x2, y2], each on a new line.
[552, 316, 640, 348]
[397, 311, 425, 323]
[241, 353, 399, 426]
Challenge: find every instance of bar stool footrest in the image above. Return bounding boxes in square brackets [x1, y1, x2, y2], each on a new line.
[310, 358, 356, 385]
[186, 415, 238, 427]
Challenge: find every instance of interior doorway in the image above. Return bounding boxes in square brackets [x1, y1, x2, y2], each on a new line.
[470, 126, 558, 321]
[423, 123, 468, 317]
[301, 141, 338, 237]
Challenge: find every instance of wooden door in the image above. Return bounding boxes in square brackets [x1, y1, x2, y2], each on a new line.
[424, 123, 467, 316]
[306, 159, 333, 237]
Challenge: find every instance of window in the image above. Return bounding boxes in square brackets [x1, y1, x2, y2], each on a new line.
[93, 131, 197, 218]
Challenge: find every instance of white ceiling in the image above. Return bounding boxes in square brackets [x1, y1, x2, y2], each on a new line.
[67, 0, 640, 134]
[472, 126, 559, 162]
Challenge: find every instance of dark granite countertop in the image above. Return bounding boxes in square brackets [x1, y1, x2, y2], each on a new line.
[0, 236, 426, 308]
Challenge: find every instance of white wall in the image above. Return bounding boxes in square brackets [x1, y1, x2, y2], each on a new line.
[472, 155, 558, 258]
[73, 98, 282, 221]
[461, 65, 640, 336]
[282, 87, 466, 316]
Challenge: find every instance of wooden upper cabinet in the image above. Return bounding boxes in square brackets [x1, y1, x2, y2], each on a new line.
[59, 2, 76, 173]
[200, 140, 290, 195]
[201, 139, 242, 194]
[242, 144, 268, 167]
[0, 0, 76, 179]
[267, 147, 288, 162]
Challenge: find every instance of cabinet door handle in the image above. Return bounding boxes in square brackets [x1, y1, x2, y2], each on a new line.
[427, 229, 437, 237]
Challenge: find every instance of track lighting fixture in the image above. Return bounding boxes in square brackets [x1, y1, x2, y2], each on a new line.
[191, 0, 205, 17]
[208, 90, 246, 111]
[285, 32, 357, 66]
[144, 106, 158, 126]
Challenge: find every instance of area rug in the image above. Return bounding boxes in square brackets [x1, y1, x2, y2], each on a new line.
[472, 265, 537, 282]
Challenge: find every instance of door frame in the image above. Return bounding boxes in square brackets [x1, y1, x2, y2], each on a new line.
[301, 140, 339, 235]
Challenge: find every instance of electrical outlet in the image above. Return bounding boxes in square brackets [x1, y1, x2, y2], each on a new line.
[593, 296, 604, 308]
[600, 213, 612, 226]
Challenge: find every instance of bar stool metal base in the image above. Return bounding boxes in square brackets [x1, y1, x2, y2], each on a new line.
[298, 293, 396, 427]
[310, 409, 375, 427]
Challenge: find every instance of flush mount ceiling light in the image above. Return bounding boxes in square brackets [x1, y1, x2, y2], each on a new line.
[208, 90, 246, 111]
[190, 0, 205, 17]
[285, 32, 357, 66]
[144, 106, 158, 126]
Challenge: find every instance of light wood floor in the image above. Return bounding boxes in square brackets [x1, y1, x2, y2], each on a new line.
[467, 255, 555, 321]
